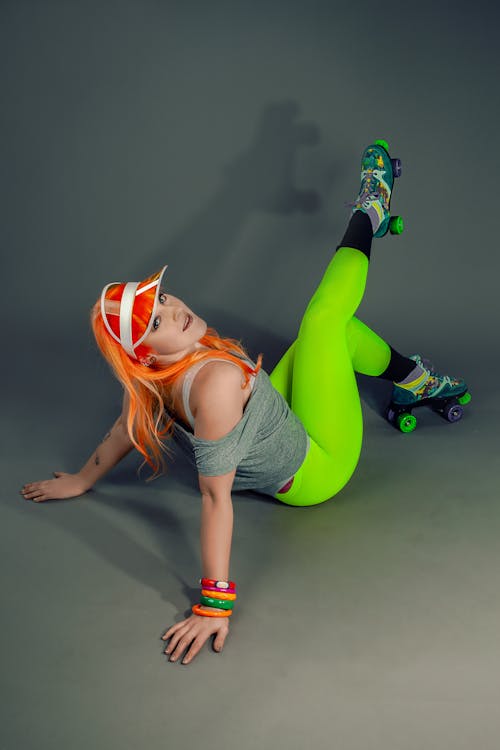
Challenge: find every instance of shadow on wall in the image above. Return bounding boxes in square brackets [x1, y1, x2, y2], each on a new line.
[125, 98, 325, 364]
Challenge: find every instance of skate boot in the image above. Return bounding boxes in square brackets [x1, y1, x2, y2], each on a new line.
[349, 139, 404, 238]
[386, 354, 472, 432]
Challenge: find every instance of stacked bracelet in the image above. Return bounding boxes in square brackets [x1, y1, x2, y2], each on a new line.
[192, 604, 233, 617]
[199, 578, 236, 589]
[192, 578, 237, 618]
[200, 595, 233, 609]
[200, 589, 236, 600]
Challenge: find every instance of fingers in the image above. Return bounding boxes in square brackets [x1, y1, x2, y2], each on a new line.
[21, 481, 49, 501]
[213, 632, 227, 653]
[164, 629, 195, 663]
[162, 623, 190, 653]
[161, 617, 229, 665]
[21, 483, 41, 499]
[161, 620, 188, 641]
[23, 492, 46, 502]
[177, 637, 204, 665]
[166, 633, 205, 665]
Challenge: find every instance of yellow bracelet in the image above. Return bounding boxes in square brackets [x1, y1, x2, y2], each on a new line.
[192, 603, 233, 618]
[201, 588, 237, 601]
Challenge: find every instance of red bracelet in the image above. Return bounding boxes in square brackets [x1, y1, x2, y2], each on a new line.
[199, 578, 236, 591]
[192, 603, 233, 618]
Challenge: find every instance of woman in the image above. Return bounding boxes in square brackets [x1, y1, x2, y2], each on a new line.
[20, 140, 470, 665]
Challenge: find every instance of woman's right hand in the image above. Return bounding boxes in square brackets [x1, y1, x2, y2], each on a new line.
[20, 472, 90, 502]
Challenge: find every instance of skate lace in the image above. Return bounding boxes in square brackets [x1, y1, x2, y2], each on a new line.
[417, 356, 453, 386]
[418, 356, 440, 377]
[344, 171, 380, 210]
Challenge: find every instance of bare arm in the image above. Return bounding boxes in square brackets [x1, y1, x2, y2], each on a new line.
[77, 389, 134, 490]
[77, 413, 135, 491]
[22, 391, 136, 502]
[194, 363, 243, 611]
[199, 468, 237, 580]
[159, 366, 242, 662]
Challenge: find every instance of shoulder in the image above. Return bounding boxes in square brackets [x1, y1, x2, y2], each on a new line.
[192, 360, 245, 441]
[192, 359, 245, 401]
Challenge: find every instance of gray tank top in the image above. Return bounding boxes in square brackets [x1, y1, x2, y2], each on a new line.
[166, 352, 310, 496]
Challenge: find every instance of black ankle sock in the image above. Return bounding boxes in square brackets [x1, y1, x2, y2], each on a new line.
[378, 346, 417, 382]
[337, 210, 373, 260]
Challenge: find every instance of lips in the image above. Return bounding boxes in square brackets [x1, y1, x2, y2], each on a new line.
[183, 313, 192, 331]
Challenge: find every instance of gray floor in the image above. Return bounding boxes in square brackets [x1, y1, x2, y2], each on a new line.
[2, 2, 500, 749]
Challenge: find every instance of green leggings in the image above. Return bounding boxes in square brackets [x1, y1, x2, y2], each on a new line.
[269, 245, 391, 507]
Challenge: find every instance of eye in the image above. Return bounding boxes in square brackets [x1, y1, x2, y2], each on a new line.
[153, 293, 167, 330]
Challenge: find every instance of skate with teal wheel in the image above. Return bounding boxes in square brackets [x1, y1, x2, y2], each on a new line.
[357, 138, 404, 238]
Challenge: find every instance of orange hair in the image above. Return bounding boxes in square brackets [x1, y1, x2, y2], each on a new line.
[90, 269, 263, 482]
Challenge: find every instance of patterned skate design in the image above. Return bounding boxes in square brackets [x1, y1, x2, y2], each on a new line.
[386, 354, 471, 432]
[350, 139, 404, 238]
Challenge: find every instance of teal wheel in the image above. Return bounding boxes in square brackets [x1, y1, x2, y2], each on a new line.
[458, 392, 471, 406]
[374, 138, 389, 152]
[397, 413, 417, 433]
[389, 215, 404, 235]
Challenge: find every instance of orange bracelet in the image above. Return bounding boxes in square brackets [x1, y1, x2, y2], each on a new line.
[192, 603, 233, 618]
[191, 604, 233, 617]
[201, 588, 237, 601]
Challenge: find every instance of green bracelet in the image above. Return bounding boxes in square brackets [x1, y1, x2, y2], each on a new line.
[199, 594, 234, 610]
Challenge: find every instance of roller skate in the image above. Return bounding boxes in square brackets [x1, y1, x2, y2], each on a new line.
[386, 354, 472, 433]
[350, 139, 404, 238]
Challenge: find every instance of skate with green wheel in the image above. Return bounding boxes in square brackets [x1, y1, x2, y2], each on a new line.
[385, 354, 472, 433]
[355, 138, 404, 238]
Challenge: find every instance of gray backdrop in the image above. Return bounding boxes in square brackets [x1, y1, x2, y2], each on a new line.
[2, 1, 500, 749]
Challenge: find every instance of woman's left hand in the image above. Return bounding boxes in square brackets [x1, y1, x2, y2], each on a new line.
[161, 612, 230, 665]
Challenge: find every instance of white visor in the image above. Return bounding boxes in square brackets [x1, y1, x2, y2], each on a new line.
[99, 265, 168, 359]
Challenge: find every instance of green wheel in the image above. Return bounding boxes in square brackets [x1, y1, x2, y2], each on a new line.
[458, 392, 472, 405]
[389, 215, 404, 235]
[397, 413, 417, 433]
[374, 139, 389, 152]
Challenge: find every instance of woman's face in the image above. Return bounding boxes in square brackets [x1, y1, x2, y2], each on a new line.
[142, 287, 208, 365]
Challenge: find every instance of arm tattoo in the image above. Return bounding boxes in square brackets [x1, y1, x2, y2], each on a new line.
[94, 430, 111, 465]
